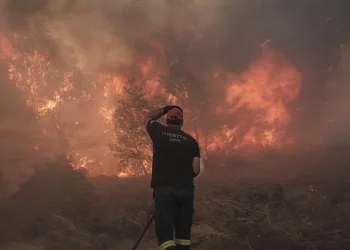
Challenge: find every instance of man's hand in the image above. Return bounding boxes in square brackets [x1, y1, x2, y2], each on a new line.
[198, 158, 205, 177]
[192, 157, 200, 177]
[144, 105, 182, 126]
[144, 107, 164, 126]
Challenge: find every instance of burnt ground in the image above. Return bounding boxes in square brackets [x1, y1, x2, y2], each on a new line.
[0, 147, 350, 250]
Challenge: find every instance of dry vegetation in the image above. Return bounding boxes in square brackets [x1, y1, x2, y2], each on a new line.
[1, 155, 350, 250]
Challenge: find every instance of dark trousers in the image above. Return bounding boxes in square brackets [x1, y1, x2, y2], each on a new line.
[153, 186, 194, 250]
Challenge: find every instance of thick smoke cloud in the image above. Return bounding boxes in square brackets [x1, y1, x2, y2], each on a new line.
[1, 0, 350, 133]
[2, 0, 348, 74]
[318, 44, 350, 146]
[0, 61, 40, 195]
[0, 0, 350, 191]
[2, 0, 223, 73]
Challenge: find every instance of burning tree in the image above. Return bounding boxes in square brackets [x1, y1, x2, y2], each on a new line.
[109, 63, 210, 176]
[1, 27, 302, 176]
[110, 78, 169, 176]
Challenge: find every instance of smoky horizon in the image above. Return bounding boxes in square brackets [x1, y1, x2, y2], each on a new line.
[1, 0, 350, 190]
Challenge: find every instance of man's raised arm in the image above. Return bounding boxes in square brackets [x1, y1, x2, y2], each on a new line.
[144, 105, 181, 126]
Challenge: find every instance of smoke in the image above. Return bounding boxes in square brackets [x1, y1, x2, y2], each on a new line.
[1, 0, 349, 69]
[314, 44, 350, 147]
[0, 60, 39, 196]
[0, 0, 350, 189]
[1, 0, 311, 73]
[1, 0, 338, 76]
[1, 0, 224, 73]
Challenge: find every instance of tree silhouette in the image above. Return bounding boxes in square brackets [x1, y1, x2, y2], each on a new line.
[110, 79, 168, 176]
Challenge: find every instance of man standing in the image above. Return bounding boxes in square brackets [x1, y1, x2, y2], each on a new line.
[145, 105, 201, 250]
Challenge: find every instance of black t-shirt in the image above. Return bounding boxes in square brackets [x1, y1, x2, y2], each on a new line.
[146, 120, 200, 189]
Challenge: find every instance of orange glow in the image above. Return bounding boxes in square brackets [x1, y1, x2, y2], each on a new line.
[0, 30, 301, 176]
[207, 47, 301, 152]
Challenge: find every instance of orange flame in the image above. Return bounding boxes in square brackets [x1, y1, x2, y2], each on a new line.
[207, 47, 301, 152]
[0, 31, 301, 176]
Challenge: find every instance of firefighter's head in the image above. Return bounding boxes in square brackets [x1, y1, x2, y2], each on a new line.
[166, 107, 183, 128]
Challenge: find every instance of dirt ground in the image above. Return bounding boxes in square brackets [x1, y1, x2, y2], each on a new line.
[0, 151, 350, 250]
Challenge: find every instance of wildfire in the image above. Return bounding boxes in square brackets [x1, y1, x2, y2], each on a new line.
[100, 104, 114, 126]
[35, 93, 61, 116]
[206, 47, 301, 153]
[98, 73, 125, 97]
[0, 29, 301, 176]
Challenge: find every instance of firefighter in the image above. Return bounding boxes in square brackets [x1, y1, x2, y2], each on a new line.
[144, 105, 201, 250]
